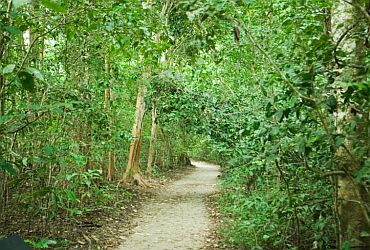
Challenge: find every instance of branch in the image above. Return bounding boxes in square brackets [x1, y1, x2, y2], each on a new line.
[17, 22, 66, 73]
[236, 18, 316, 103]
[16, 7, 90, 74]
[5, 111, 46, 134]
[333, 22, 359, 67]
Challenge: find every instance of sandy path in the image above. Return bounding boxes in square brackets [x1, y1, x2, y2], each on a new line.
[116, 161, 220, 250]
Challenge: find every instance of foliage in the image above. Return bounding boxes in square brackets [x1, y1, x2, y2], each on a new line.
[0, 0, 184, 241]
[0, 0, 369, 249]
[156, 0, 369, 249]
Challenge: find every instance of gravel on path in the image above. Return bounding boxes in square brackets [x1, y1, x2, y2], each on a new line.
[116, 161, 220, 250]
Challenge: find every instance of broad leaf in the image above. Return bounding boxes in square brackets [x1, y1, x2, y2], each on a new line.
[2, 64, 16, 74]
[5, 26, 21, 35]
[335, 135, 345, 148]
[26, 67, 44, 80]
[0, 161, 17, 176]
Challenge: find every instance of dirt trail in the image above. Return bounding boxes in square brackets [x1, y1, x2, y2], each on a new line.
[116, 161, 220, 250]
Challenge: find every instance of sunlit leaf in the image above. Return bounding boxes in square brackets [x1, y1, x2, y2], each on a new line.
[66, 190, 78, 203]
[26, 67, 44, 80]
[361, 231, 370, 237]
[39, 0, 66, 13]
[66, 173, 78, 181]
[12, 0, 31, 9]
[2, 64, 16, 74]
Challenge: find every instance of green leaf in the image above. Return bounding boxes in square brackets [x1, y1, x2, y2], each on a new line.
[2, 64, 16, 74]
[42, 239, 57, 246]
[66, 173, 78, 181]
[355, 161, 370, 183]
[18, 71, 35, 92]
[335, 135, 345, 148]
[12, 0, 31, 9]
[296, 137, 306, 154]
[66, 190, 77, 203]
[0, 115, 7, 125]
[84, 178, 92, 187]
[0, 161, 17, 176]
[275, 109, 284, 121]
[5, 26, 21, 35]
[26, 67, 44, 80]
[260, 85, 267, 96]
[43, 145, 54, 156]
[39, 0, 66, 13]
[286, 96, 298, 108]
[25, 238, 57, 248]
[71, 209, 82, 215]
[361, 231, 370, 237]
[344, 241, 351, 250]
[271, 126, 279, 135]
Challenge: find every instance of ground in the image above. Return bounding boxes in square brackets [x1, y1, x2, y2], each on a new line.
[115, 161, 221, 250]
[1, 161, 228, 250]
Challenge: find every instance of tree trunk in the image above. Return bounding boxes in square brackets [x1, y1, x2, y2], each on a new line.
[123, 70, 150, 186]
[146, 102, 157, 176]
[104, 54, 115, 181]
[331, 1, 370, 248]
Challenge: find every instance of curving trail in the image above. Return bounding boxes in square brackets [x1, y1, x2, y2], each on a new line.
[116, 161, 220, 250]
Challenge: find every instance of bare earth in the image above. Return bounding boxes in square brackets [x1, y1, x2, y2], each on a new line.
[116, 161, 220, 250]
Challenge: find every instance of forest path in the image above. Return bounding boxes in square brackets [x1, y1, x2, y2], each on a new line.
[116, 161, 220, 250]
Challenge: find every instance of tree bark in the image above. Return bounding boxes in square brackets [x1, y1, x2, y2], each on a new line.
[146, 102, 157, 176]
[331, 1, 370, 248]
[122, 69, 150, 186]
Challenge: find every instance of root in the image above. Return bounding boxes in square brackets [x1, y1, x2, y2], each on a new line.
[118, 169, 162, 188]
[132, 173, 150, 187]
[118, 171, 152, 188]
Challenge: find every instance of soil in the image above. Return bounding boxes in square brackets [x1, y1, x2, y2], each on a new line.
[115, 161, 221, 250]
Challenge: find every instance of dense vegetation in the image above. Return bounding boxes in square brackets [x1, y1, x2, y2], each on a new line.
[1, 0, 369, 249]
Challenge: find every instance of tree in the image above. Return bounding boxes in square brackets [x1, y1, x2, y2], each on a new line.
[331, 0, 370, 248]
[122, 67, 150, 186]
[146, 101, 157, 176]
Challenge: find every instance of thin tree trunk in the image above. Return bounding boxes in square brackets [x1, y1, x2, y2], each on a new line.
[146, 102, 157, 176]
[122, 69, 150, 186]
[108, 88, 116, 181]
[104, 54, 115, 181]
[108, 149, 115, 181]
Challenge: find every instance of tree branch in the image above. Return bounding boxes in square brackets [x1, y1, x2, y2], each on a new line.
[17, 22, 66, 73]
[333, 22, 359, 67]
[5, 111, 46, 134]
[236, 18, 316, 103]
